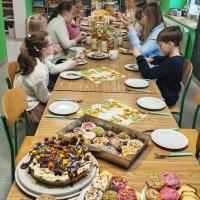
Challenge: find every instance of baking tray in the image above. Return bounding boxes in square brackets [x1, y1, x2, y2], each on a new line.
[57, 115, 149, 168]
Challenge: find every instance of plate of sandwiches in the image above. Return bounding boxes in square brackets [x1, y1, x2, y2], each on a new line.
[118, 48, 132, 54]
[15, 136, 99, 199]
[140, 172, 200, 200]
[87, 52, 109, 60]
[124, 63, 139, 71]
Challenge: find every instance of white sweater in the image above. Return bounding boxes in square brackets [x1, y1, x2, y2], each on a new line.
[47, 15, 76, 50]
[14, 58, 50, 111]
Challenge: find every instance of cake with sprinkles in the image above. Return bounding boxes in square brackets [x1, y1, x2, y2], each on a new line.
[20, 135, 93, 186]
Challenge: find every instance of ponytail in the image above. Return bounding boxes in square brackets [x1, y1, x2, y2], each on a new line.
[18, 31, 49, 75]
[48, 0, 73, 23]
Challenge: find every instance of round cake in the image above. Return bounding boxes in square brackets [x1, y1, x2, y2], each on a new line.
[20, 136, 93, 186]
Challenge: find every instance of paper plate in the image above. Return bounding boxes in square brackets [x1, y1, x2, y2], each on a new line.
[124, 64, 139, 71]
[60, 71, 83, 80]
[48, 101, 79, 115]
[15, 154, 99, 199]
[151, 129, 188, 150]
[77, 60, 87, 66]
[125, 79, 149, 89]
[137, 97, 166, 110]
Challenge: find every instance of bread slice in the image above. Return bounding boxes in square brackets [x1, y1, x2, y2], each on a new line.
[180, 191, 200, 200]
[181, 195, 200, 200]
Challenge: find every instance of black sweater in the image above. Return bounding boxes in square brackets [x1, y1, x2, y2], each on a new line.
[136, 55, 184, 106]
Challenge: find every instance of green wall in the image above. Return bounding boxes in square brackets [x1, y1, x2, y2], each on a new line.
[25, 0, 33, 17]
[0, 0, 7, 62]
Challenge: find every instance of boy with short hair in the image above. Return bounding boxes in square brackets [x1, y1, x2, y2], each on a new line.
[133, 26, 184, 107]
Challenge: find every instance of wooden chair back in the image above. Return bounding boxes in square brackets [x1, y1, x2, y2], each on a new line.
[196, 90, 200, 105]
[181, 60, 193, 88]
[7, 61, 19, 88]
[2, 88, 28, 128]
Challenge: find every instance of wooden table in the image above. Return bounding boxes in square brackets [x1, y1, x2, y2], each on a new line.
[7, 129, 200, 200]
[35, 91, 178, 137]
[54, 53, 160, 94]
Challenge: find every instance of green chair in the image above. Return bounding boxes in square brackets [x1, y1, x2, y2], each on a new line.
[6, 61, 19, 89]
[170, 60, 193, 127]
[192, 91, 200, 159]
[1, 88, 30, 182]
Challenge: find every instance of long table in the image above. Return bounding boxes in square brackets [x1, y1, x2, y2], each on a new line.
[7, 42, 200, 199]
[54, 53, 161, 94]
[7, 129, 200, 200]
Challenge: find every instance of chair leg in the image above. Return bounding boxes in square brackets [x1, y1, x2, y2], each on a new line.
[195, 149, 200, 160]
[192, 105, 200, 129]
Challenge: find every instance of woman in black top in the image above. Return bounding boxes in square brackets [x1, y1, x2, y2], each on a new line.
[133, 26, 184, 107]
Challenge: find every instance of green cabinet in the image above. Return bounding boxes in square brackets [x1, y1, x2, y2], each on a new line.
[0, 0, 7, 63]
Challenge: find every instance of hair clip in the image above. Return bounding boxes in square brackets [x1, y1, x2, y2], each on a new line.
[34, 46, 40, 52]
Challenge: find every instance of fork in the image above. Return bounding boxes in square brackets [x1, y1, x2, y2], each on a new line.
[139, 110, 171, 116]
[45, 115, 79, 120]
[155, 152, 192, 159]
[55, 98, 83, 103]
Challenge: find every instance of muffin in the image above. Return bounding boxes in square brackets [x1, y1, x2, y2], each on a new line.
[145, 188, 162, 200]
[82, 131, 96, 140]
[110, 137, 125, 150]
[73, 127, 85, 135]
[118, 187, 138, 200]
[85, 188, 103, 200]
[93, 137, 109, 147]
[117, 132, 130, 142]
[127, 139, 143, 149]
[102, 190, 118, 200]
[81, 122, 96, 130]
[103, 146, 118, 155]
[91, 126, 105, 137]
[146, 174, 165, 190]
[105, 130, 117, 138]
[163, 172, 180, 189]
[110, 176, 128, 191]
[160, 186, 180, 200]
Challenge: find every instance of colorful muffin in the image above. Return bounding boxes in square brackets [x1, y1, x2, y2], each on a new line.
[73, 127, 85, 135]
[110, 137, 125, 150]
[81, 122, 96, 130]
[82, 131, 96, 140]
[118, 187, 138, 200]
[93, 137, 109, 147]
[103, 146, 118, 155]
[160, 186, 180, 200]
[85, 188, 103, 200]
[110, 176, 128, 191]
[145, 188, 162, 200]
[121, 146, 138, 160]
[127, 139, 143, 149]
[91, 126, 105, 137]
[105, 130, 117, 138]
[146, 174, 165, 190]
[117, 132, 130, 142]
[92, 174, 111, 192]
[163, 172, 181, 189]
[102, 190, 118, 200]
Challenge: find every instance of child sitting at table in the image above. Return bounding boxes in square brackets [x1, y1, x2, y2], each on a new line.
[67, 0, 91, 40]
[14, 31, 76, 129]
[128, 2, 165, 58]
[133, 26, 184, 107]
[25, 14, 78, 90]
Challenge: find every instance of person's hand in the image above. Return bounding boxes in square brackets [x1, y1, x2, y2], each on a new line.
[145, 57, 154, 63]
[53, 44, 62, 55]
[133, 48, 142, 57]
[75, 33, 86, 43]
[115, 12, 123, 20]
[128, 23, 135, 31]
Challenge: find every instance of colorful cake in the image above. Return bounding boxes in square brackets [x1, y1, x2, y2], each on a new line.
[160, 186, 180, 200]
[102, 190, 118, 200]
[118, 187, 139, 200]
[91, 126, 105, 137]
[20, 136, 93, 186]
[110, 176, 128, 191]
[85, 188, 103, 200]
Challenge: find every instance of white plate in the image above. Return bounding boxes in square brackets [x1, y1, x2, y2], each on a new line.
[49, 101, 79, 115]
[151, 129, 188, 150]
[137, 97, 166, 110]
[77, 60, 87, 66]
[124, 63, 139, 71]
[125, 79, 149, 89]
[77, 185, 91, 200]
[87, 52, 108, 60]
[141, 186, 147, 200]
[15, 154, 99, 199]
[69, 47, 86, 52]
[119, 48, 132, 54]
[60, 71, 82, 80]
